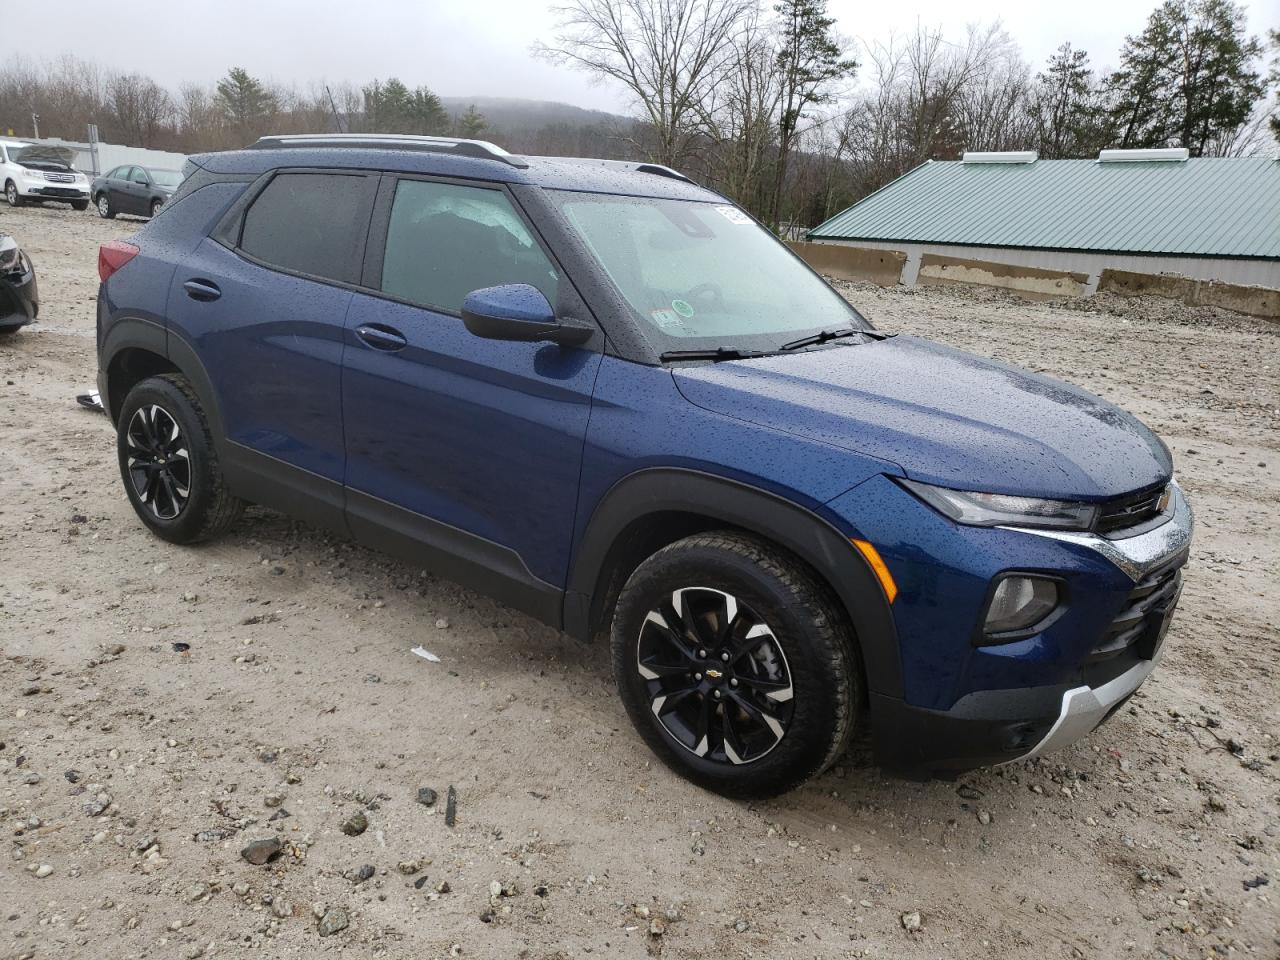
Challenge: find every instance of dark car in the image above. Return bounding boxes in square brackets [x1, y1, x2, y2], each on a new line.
[94, 134, 1192, 796]
[90, 164, 183, 219]
[0, 233, 39, 334]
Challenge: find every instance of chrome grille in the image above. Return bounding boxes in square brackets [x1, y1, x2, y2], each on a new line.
[46, 172, 75, 183]
[1097, 484, 1168, 535]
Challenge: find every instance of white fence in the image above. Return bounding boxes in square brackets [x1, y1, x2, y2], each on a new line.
[25, 137, 187, 176]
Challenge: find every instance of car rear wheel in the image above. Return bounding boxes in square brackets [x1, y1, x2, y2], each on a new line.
[96, 193, 115, 219]
[117, 374, 243, 544]
[611, 531, 861, 797]
[4, 181, 21, 207]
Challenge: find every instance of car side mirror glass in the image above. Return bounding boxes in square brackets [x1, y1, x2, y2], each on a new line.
[460, 283, 592, 346]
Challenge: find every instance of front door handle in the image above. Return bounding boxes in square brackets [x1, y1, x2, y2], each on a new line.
[183, 278, 221, 302]
[356, 324, 408, 351]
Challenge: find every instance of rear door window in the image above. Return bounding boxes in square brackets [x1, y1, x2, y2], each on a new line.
[379, 179, 558, 314]
[238, 172, 376, 285]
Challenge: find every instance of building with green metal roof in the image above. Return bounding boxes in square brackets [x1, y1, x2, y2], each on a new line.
[807, 149, 1280, 293]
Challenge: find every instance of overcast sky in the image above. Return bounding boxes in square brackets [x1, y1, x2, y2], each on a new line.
[32, 0, 1280, 114]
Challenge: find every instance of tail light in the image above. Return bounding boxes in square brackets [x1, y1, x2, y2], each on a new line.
[98, 240, 140, 282]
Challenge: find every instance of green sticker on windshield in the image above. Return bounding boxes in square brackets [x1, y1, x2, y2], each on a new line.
[671, 299, 695, 319]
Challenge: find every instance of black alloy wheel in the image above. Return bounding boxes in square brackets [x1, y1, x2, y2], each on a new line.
[612, 531, 861, 797]
[637, 586, 794, 765]
[117, 374, 243, 543]
[125, 404, 191, 521]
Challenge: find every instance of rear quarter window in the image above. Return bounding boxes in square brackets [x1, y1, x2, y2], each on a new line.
[238, 172, 376, 285]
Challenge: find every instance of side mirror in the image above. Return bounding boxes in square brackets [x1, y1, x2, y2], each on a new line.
[461, 283, 593, 346]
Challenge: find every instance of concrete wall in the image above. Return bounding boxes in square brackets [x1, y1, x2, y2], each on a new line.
[796, 237, 1280, 318]
[917, 254, 1089, 299]
[785, 241, 905, 287]
[812, 237, 1280, 291]
[1099, 269, 1280, 319]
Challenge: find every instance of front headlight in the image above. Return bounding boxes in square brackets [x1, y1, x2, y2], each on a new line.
[22, 169, 45, 181]
[898, 478, 1099, 530]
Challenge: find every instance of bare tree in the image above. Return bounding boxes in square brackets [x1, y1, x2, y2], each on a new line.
[953, 30, 1032, 151]
[108, 73, 174, 147]
[536, 0, 755, 168]
[699, 10, 781, 213]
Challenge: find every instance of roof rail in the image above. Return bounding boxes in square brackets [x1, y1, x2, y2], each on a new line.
[538, 156, 694, 184]
[248, 133, 529, 169]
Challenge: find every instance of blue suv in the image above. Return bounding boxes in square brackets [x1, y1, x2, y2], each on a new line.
[95, 134, 1192, 796]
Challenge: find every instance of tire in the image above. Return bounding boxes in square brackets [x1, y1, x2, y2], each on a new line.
[150, 199, 163, 218]
[611, 531, 861, 798]
[4, 181, 21, 207]
[95, 193, 115, 219]
[71, 199, 89, 212]
[117, 374, 243, 544]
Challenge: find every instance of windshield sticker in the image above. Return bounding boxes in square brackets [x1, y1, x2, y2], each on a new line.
[713, 205, 753, 225]
[650, 308, 684, 330]
[670, 299, 695, 319]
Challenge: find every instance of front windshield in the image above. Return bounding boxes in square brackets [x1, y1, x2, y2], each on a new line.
[150, 169, 182, 187]
[552, 192, 865, 352]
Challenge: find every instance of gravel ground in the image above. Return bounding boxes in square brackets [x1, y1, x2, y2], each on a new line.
[1, 203, 1277, 960]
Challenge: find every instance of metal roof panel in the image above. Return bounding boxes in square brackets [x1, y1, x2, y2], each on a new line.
[809, 158, 1280, 259]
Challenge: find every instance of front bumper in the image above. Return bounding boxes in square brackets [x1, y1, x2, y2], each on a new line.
[0, 264, 39, 329]
[20, 183, 89, 200]
[866, 484, 1192, 777]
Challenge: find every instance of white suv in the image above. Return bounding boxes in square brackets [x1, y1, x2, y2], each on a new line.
[1, 139, 91, 210]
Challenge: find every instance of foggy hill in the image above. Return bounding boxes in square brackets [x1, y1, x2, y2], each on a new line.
[439, 96, 632, 132]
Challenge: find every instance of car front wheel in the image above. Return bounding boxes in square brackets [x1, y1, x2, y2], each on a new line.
[611, 531, 861, 797]
[4, 181, 20, 207]
[117, 374, 243, 544]
[72, 199, 89, 212]
[150, 199, 163, 218]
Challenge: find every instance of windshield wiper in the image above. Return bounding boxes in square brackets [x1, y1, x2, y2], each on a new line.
[778, 326, 863, 352]
[659, 347, 770, 362]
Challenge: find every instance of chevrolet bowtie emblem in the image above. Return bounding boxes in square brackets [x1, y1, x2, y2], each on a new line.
[705, 669, 723, 679]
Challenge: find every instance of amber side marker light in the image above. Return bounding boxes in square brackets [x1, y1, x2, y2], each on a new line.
[851, 539, 898, 604]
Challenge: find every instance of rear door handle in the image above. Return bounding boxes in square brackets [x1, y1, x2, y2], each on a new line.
[183, 279, 221, 302]
[356, 324, 408, 352]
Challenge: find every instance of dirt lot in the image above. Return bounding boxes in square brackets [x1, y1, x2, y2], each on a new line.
[1, 203, 1277, 960]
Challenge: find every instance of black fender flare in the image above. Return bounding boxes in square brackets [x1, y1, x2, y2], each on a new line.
[564, 468, 903, 699]
[99, 317, 228, 458]
[97, 316, 168, 421]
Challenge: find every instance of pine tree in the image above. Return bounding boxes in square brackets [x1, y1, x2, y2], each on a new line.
[1029, 44, 1107, 158]
[1107, 0, 1263, 155]
[215, 67, 277, 136]
[363, 78, 447, 135]
[769, 0, 855, 229]
[457, 105, 488, 138]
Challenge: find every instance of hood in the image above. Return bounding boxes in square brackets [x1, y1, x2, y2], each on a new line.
[15, 145, 76, 169]
[672, 335, 1172, 501]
